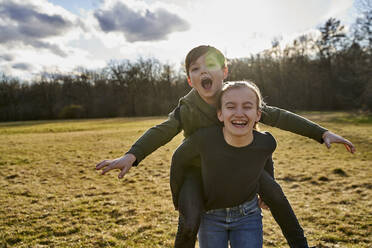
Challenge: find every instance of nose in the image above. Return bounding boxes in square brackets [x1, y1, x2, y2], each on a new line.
[235, 106, 244, 116]
[200, 63, 208, 74]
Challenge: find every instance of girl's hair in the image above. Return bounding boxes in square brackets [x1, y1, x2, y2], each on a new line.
[185, 45, 227, 78]
[217, 81, 265, 130]
[217, 81, 265, 111]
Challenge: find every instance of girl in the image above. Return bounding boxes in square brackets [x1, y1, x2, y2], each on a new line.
[171, 81, 275, 247]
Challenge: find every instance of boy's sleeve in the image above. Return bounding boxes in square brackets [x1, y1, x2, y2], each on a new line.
[170, 134, 201, 210]
[260, 105, 328, 143]
[126, 106, 183, 165]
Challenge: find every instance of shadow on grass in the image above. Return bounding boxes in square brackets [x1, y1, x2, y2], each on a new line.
[0, 116, 164, 127]
[0, 119, 83, 128]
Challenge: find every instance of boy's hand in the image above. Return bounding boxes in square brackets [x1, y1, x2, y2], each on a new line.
[95, 153, 137, 179]
[322, 131, 356, 154]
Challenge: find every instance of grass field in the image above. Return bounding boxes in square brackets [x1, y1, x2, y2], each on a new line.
[0, 112, 371, 248]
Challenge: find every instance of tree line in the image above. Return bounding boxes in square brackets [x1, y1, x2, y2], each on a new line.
[0, 12, 371, 121]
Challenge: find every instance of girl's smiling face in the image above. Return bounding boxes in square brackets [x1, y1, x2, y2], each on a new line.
[217, 87, 261, 140]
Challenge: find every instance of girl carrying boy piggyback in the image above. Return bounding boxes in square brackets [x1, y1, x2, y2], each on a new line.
[171, 81, 275, 247]
[96, 45, 355, 248]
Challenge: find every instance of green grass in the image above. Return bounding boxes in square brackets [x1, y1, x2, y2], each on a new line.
[0, 112, 371, 247]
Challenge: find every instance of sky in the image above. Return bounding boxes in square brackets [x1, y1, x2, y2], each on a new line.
[0, 0, 358, 79]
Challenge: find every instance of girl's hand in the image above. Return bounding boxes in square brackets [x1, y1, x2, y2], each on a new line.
[322, 131, 355, 154]
[258, 196, 269, 210]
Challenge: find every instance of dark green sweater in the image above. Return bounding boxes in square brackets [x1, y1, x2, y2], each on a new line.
[127, 89, 327, 165]
[170, 127, 276, 211]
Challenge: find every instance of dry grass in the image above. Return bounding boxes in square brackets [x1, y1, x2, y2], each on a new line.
[0, 112, 371, 248]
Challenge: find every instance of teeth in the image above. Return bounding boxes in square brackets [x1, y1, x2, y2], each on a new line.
[232, 120, 247, 125]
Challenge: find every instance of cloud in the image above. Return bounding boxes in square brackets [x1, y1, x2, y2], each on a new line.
[29, 40, 68, 57]
[94, 1, 190, 42]
[0, 25, 68, 57]
[0, 54, 14, 61]
[0, 0, 76, 56]
[12, 62, 33, 71]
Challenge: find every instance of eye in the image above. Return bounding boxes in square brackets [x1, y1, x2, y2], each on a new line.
[191, 67, 199, 72]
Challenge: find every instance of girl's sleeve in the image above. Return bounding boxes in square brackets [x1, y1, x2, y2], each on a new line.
[170, 133, 201, 209]
[263, 132, 276, 179]
[260, 105, 328, 143]
[264, 156, 274, 179]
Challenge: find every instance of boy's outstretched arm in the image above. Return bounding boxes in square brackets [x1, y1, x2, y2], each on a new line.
[261, 106, 355, 153]
[96, 106, 183, 178]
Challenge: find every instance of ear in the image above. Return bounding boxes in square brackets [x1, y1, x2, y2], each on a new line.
[187, 77, 193, 87]
[217, 109, 223, 122]
[256, 110, 262, 123]
[223, 66, 228, 80]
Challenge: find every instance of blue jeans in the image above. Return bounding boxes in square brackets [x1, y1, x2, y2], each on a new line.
[198, 196, 263, 248]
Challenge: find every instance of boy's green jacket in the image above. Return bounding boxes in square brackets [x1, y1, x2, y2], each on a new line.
[127, 89, 327, 166]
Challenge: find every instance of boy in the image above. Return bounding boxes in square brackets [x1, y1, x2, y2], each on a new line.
[96, 45, 355, 248]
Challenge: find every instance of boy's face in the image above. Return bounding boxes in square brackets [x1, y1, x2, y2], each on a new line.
[188, 52, 228, 105]
[217, 87, 261, 138]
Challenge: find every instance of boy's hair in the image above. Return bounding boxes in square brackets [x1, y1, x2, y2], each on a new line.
[185, 45, 227, 78]
[217, 81, 265, 129]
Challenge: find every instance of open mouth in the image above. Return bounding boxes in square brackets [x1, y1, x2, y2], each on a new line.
[201, 78, 212, 90]
[231, 120, 248, 128]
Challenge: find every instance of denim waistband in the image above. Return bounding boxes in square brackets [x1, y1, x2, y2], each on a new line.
[205, 195, 259, 217]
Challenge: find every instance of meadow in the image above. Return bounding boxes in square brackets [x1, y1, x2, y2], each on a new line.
[0, 112, 371, 248]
